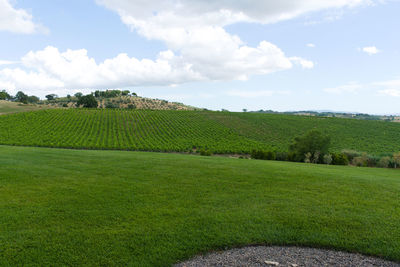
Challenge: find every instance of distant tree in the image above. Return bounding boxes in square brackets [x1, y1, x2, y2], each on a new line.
[393, 152, 400, 168]
[0, 90, 11, 100]
[27, 95, 40, 103]
[77, 94, 98, 108]
[74, 92, 83, 99]
[242, 109, 247, 112]
[289, 129, 331, 162]
[15, 91, 28, 104]
[45, 94, 58, 101]
[122, 90, 130, 96]
[131, 92, 137, 96]
[67, 94, 71, 100]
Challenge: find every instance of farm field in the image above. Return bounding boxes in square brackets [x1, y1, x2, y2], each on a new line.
[0, 145, 399, 266]
[0, 109, 400, 154]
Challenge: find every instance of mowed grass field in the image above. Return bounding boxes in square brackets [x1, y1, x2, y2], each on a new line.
[0, 100, 46, 115]
[1, 109, 400, 153]
[0, 145, 399, 266]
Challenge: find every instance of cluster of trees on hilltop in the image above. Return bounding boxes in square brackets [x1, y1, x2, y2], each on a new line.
[0, 90, 40, 104]
[94, 90, 137, 98]
[252, 129, 400, 169]
[1, 89, 139, 108]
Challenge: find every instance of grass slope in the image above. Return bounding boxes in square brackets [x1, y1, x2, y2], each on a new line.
[0, 146, 399, 266]
[0, 100, 47, 115]
[1, 109, 400, 154]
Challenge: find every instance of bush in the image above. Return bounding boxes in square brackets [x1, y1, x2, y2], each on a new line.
[332, 153, 349, 165]
[341, 149, 361, 162]
[200, 149, 212, 156]
[251, 150, 276, 160]
[323, 154, 333, 165]
[352, 153, 369, 167]
[378, 156, 391, 168]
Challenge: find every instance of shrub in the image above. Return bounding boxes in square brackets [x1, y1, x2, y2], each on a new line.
[332, 153, 349, 165]
[200, 149, 212, 156]
[251, 150, 276, 160]
[323, 154, 333, 165]
[352, 153, 369, 167]
[378, 156, 391, 168]
[342, 149, 362, 162]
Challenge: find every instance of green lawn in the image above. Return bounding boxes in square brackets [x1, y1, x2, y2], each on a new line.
[0, 145, 399, 266]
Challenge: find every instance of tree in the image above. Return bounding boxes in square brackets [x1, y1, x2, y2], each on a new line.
[122, 90, 130, 96]
[45, 94, 58, 101]
[27, 95, 40, 103]
[77, 94, 98, 108]
[15, 91, 28, 104]
[0, 90, 10, 100]
[289, 129, 331, 162]
[74, 92, 83, 99]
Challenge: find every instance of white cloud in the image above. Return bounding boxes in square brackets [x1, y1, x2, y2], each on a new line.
[0, 60, 17, 66]
[324, 82, 362, 94]
[379, 89, 400, 97]
[375, 79, 400, 97]
[361, 46, 381, 55]
[325, 79, 400, 97]
[227, 90, 291, 98]
[289, 57, 314, 69]
[2, 0, 377, 94]
[307, 43, 316, 48]
[0, 0, 45, 34]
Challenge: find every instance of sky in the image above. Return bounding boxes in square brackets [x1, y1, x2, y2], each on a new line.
[0, 0, 399, 114]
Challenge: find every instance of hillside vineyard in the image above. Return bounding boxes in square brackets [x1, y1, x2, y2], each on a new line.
[1, 109, 400, 154]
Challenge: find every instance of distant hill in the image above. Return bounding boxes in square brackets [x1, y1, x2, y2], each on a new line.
[251, 109, 400, 122]
[0, 100, 49, 115]
[1, 109, 399, 154]
[41, 95, 199, 111]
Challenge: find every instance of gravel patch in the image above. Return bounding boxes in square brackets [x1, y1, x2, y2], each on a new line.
[175, 246, 400, 267]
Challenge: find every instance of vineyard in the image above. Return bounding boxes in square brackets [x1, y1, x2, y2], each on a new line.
[0, 109, 400, 154]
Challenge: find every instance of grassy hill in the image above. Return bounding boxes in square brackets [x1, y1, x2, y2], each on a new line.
[0, 100, 48, 115]
[43, 95, 198, 110]
[0, 145, 399, 265]
[0, 109, 399, 154]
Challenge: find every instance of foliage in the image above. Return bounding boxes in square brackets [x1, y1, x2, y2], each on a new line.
[331, 153, 349, 165]
[289, 130, 331, 162]
[74, 92, 83, 98]
[251, 150, 276, 160]
[393, 152, 400, 168]
[378, 156, 391, 168]
[323, 154, 333, 165]
[45, 94, 58, 101]
[0, 90, 11, 100]
[77, 94, 98, 108]
[15, 91, 29, 104]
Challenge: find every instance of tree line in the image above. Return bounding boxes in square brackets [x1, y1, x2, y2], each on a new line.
[0, 89, 137, 107]
[251, 129, 400, 169]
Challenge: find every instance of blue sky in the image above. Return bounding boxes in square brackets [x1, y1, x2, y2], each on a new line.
[0, 0, 399, 114]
